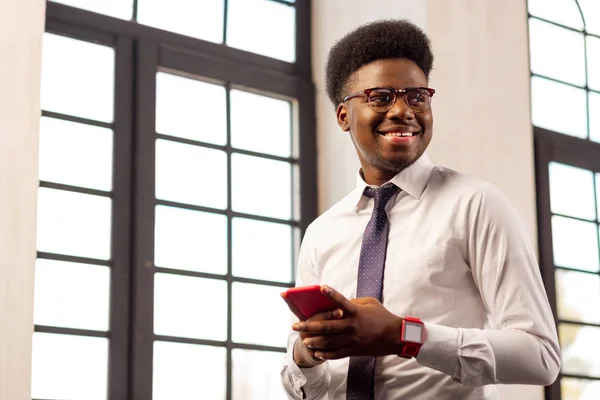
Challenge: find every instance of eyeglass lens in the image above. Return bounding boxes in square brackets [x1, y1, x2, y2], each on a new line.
[368, 88, 431, 113]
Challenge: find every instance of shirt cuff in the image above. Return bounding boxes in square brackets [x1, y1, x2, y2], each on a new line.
[282, 347, 329, 395]
[416, 322, 461, 379]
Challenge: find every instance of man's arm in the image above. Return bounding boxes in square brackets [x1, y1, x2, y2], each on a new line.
[280, 225, 332, 399]
[416, 183, 561, 386]
[292, 184, 560, 387]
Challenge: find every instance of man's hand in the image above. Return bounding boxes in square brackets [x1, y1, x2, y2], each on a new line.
[281, 288, 344, 368]
[291, 285, 403, 360]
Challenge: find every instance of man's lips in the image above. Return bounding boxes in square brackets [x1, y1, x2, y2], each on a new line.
[377, 126, 422, 137]
[378, 131, 421, 137]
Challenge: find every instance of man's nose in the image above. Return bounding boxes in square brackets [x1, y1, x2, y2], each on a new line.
[385, 95, 414, 119]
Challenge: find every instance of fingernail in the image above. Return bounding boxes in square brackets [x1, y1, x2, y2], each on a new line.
[333, 309, 343, 318]
[303, 339, 311, 347]
[322, 285, 331, 294]
[314, 352, 324, 360]
[292, 323, 300, 330]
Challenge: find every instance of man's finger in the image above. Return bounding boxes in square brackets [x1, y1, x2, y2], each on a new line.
[308, 308, 343, 322]
[314, 347, 352, 361]
[321, 285, 358, 314]
[281, 292, 307, 321]
[302, 334, 357, 350]
[293, 318, 355, 335]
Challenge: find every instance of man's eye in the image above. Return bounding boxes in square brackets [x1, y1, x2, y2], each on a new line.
[370, 95, 392, 103]
[408, 92, 427, 103]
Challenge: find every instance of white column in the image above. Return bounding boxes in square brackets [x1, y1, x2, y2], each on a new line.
[0, 0, 46, 399]
[426, 0, 537, 244]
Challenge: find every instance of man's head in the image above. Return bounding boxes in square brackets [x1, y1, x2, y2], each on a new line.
[325, 20, 435, 185]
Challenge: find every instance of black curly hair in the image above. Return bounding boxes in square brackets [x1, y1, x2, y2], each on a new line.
[325, 19, 434, 107]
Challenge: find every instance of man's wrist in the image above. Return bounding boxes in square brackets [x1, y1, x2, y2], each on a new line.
[293, 337, 323, 368]
[387, 315, 405, 355]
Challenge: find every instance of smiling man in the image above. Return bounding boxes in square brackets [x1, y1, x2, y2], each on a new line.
[280, 19, 560, 400]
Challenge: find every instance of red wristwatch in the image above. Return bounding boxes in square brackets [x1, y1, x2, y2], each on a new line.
[397, 316, 425, 359]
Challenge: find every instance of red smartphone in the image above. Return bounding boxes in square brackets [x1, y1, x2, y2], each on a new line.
[282, 285, 338, 319]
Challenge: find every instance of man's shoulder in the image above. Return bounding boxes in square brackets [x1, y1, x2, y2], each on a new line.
[304, 188, 359, 235]
[429, 166, 519, 219]
[428, 165, 494, 198]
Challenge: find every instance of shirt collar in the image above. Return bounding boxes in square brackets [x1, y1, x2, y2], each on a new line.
[351, 153, 435, 213]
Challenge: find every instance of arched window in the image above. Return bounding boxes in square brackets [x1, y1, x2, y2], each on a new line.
[529, 0, 600, 399]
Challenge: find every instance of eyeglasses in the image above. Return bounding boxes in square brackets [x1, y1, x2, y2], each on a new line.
[343, 87, 435, 113]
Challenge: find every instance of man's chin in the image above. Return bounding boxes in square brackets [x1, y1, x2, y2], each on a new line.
[374, 158, 416, 175]
[383, 153, 420, 172]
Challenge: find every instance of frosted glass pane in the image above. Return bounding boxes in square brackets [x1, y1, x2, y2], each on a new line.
[39, 117, 113, 191]
[31, 333, 108, 400]
[232, 282, 289, 347]
[52, 0, 133, 19]
[591, 92, 600, 143]
[580, 0, 600, 35]
[37, 188, 112, 260]
[231, 154, 292, 220]
[155, 139, 227, 209]
[232, 218, 292, 283]
[560, 323, 600, 378]
[155, 205, 227, 274]
[587, 36, 600, 92]
[41, 33, 114, 122]
[230, 89, 292, 157]
[552, 216, 599, 272]
[154, 273, 227, 341]
[153, 341, 226, 400]
[227, 0, 295, 62]
[528, 0, 584, 30]
[529, 19, 585, 86]
[531, 76, 587, 138]
[34, 259, 110, 331]
[562, 378, 600, 400]
[138, 0, 224, 43]
[556, 269, 600, 324]
[156, 72, 227, 145]
[549, 162, 596, 220]
[232, 349, 286, 400]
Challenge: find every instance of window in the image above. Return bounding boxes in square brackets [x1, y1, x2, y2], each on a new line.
[529, 1, 600, 399]
[32, 1, 315, 399]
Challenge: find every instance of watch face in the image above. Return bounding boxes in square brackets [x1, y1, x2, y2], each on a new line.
[404, 322, 423, 343]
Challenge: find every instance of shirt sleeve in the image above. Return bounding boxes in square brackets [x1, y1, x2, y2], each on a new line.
[416, 184, 561, 386]
[281, 225, 332, 399]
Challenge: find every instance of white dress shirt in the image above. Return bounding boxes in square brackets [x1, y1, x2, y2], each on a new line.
[280, 153, 560, 400]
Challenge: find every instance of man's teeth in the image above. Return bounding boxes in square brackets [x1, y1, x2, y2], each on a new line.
[384, 132, 416, 137]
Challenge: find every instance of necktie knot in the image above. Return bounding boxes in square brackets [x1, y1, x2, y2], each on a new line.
[363, 184, 399, 212]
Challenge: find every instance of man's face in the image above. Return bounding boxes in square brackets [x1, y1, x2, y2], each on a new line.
[336, 58, 433, 184]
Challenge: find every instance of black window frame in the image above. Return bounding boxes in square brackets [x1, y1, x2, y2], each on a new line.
[535, 129, 600, 400]
[36, 1, 316, 399]
[528, 1, 600, 399]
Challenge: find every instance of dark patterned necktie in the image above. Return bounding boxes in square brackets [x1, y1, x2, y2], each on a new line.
[346, 184, 399, 400]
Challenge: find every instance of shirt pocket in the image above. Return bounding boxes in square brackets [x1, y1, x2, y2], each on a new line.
[383, 243, 471, 319]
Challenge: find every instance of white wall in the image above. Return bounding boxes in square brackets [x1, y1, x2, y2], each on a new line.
[0, 0, 45, 398]
[312, 1, 542, 399]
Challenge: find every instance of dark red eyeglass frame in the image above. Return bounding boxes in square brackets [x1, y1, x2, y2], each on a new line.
[342, 87, 436, 113]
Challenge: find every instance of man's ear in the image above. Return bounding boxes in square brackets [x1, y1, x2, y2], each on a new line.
[336, 103, 350, 132]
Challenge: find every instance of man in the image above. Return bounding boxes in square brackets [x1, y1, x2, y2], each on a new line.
[280, 19, 560, 400]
